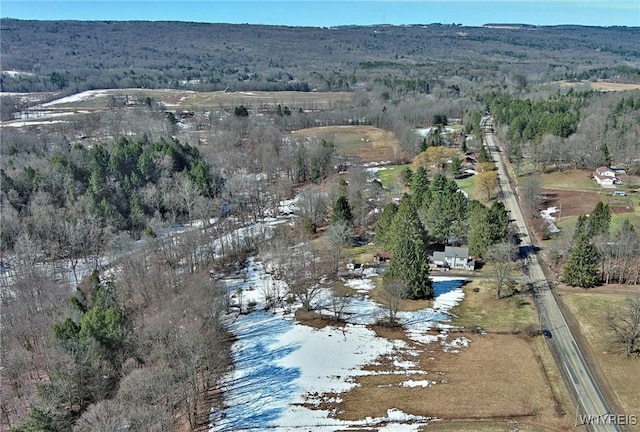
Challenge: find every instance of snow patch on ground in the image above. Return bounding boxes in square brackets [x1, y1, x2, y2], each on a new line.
[414, 127, 456, 136]
[344, 277, 375, 292]
[2, 119, 69, 128]
[401, 379, 434, 388]
[540, 206, 561, 233]
[210, 261, 466, 431]
[40, 89, 111, 107]
[362, 160, 392, 167]
[442, 336, 471, 353]
[278, 197, 300, 215]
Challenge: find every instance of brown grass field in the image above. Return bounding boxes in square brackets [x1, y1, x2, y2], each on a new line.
[291, 125, 407, 163]
[331, 332, 573, 431]
[40, 88, 355, 111]
[538, 169, 601, 190]
[554, 81, 640, 92]
[538, 169, 640, 192]
[559, 290, 640, 431]
[538, 188, 634, 218]
[180, 90, 354, 110]
[304, 279, 576, 431]
[531, 169, 640, 236]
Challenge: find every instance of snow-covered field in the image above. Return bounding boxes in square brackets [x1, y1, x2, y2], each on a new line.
[210, 259, 466, 431]
[39, 89, 111, 107]
[414, 127, 456, 137]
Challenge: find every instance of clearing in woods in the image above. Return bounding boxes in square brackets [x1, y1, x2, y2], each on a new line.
[33, 89, 355, 111]
[291, 125, 406, 163]
[554, 81, 640, 92]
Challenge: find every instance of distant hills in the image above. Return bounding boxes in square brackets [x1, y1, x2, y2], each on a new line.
[1, 19, 639, 94]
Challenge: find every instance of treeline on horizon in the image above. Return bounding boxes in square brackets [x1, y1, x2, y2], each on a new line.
[1, 19, 639, 95]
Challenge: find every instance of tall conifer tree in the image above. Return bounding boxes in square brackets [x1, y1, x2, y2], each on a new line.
[387, 199, 432, 299]
[563, 234, 600, 288]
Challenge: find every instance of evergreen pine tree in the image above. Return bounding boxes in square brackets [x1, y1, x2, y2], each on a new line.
[487, 201, 509, 243]
[468, 202, 491, 257]
[430, 172, 459, 195]
[388, 199, 433, 299]
[574, 214, 589, 239]
[374, 202, 398, 250]
[600, 143, 612, 167]
[479, 145, 491, 163]
[401, 166, 413, 186]
[420, 137, 428, 152]
[450, 156, 463, 179]
[331, 195, 353, 225]
[588, 201, 611, 237]
[410, 166, 430, 206]
[467, 200, 508, 258]
[422, 191, 468, 244]
[563, 234, 600, 288]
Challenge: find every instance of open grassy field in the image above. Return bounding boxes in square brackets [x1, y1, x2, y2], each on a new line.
[455, 175, 476, 200]
[561, 290, 640, 430]
[538, 170, 600, 190]
[181, 90, 354, 110]
[335, 330, 573, 431]
[450, 279, 537, 333]
[335, 334, 573, 431]
[539, 188, 636, 216]
[538, 169, 640, 193]
[323, 274, 574, 431]
[291, 125, 406, 163]
[539, 187, 640, 234]
[374, 164, 411, 189]
[554, 81, 640, 92]
[531, 168, 640, 234]
[344, 243, 379, 264]
[39, 88, 355, 111]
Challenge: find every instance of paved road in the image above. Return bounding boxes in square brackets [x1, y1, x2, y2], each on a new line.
[484, 125, 622, 432]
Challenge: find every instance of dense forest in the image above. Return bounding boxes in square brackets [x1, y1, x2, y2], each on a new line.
[1, 19, 640, 431]
[2, 20, 640, 95]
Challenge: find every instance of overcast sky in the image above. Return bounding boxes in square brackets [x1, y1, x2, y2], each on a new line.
[1, 1, 638, 27]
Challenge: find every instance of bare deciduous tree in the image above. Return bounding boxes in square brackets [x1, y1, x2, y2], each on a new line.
[520, 174, 541, 219]
[273, 244, 328, 311]
[485, 241, 515, 299]
[72, 399, 128, 432]
[177, 175, 201, 224]
[607, 294, 640, 358]
[324, 220, 354, 275]
[297, 189, 327, 231]
[381, 277, 407, 325]
[328, 286, 350, 322]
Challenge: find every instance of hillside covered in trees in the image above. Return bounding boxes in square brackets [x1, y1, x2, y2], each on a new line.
[2, 20, 639, 95]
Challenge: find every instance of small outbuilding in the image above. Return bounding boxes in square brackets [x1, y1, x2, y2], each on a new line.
[373, 252, 391, 263]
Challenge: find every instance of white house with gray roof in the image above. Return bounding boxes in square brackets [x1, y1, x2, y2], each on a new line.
[432, 246, 475, 271]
